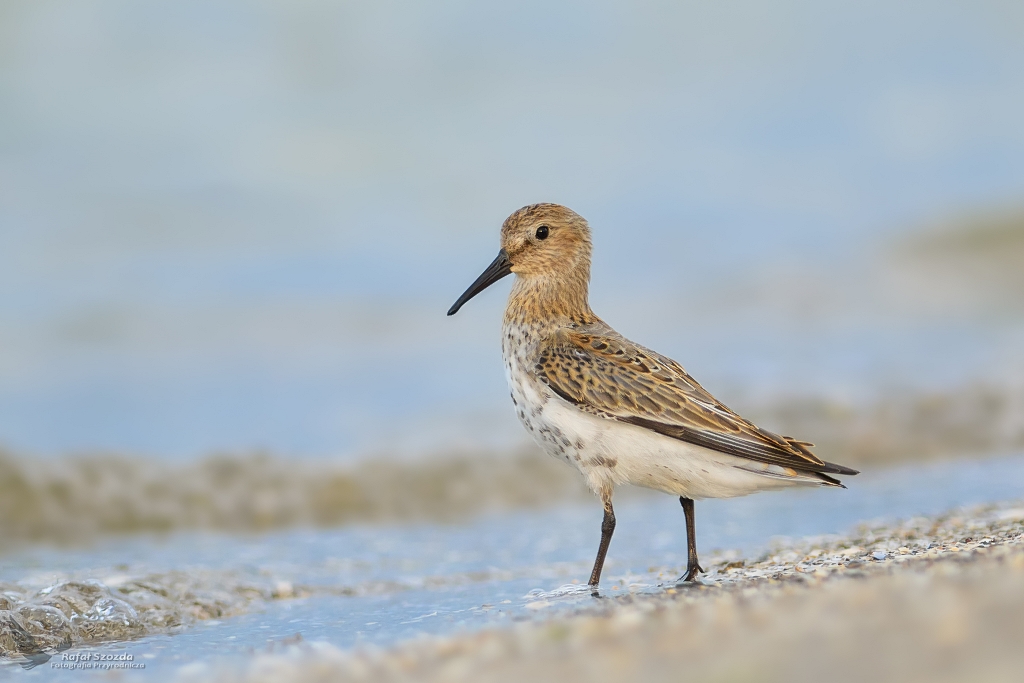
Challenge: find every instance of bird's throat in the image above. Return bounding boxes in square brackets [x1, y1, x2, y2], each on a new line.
[505, 273, 593, 326]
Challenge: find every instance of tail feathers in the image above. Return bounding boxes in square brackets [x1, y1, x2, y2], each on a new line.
[814, 472, 845, 488]
[732, 461, 848, 488]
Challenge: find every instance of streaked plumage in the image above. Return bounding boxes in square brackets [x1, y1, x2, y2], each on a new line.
[449, 203, 858, 588]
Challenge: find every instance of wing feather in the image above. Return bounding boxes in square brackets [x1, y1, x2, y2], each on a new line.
[535, 325, 857, 477]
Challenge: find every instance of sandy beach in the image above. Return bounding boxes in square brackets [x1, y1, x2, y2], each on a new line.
[178, 500, 1024, 683]
[3, 456, 1024, 679]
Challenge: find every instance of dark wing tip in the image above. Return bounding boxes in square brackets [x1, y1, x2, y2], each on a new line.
[820, 461, 859, 476]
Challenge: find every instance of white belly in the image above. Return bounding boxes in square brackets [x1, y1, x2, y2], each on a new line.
[504, 346, 827, 500]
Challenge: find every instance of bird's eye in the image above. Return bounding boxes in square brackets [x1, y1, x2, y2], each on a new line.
[535, 225, 549, 240]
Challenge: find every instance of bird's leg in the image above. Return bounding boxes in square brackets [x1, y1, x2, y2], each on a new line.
[678, 496, 704, 582]
[588, 492, 616, 589]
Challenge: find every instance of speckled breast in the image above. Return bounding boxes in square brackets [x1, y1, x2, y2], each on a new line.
[502, 321, 577, 465]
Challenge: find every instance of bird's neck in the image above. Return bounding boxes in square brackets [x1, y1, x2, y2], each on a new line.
[505, 271, 594, 327]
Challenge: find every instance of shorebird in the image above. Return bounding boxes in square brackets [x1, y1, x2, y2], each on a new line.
[447, 203, 858, 588]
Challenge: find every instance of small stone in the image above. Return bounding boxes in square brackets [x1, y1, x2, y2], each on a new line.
[872, 551, 887, 561]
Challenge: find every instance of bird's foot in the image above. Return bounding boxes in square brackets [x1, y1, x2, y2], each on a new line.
[677, 562, 704, 584]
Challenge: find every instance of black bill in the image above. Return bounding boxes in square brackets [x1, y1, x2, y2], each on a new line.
[447, 249, 513, 316]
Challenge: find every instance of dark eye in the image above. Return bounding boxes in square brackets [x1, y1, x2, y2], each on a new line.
[535, 225, 549, 240]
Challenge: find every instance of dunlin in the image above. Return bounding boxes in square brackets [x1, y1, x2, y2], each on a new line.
[448, 203, 858, 587]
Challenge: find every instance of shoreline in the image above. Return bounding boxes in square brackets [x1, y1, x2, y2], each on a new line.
[179, 500, 1024, 683]
[3, 439, 1024, 547]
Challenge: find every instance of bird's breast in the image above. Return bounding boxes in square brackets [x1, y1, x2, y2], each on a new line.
[501, 321, 610, 480]
[503, 323, 565, 451]
[502, 323, 543, 429]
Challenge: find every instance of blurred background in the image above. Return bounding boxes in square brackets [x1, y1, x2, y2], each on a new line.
[4, 3, 1024, 677]
[2, 0, 1024, 535]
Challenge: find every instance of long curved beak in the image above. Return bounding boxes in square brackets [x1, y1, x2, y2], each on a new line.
[447, 249, 513, 316]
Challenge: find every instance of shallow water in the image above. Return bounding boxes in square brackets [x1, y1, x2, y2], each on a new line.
[2, 453, 1023, 679]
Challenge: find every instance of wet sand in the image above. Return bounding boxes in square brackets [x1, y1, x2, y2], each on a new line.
[3, 456, 1024, 678]
[182, 502, 1024, 683]
[5, 381, 1024, 547]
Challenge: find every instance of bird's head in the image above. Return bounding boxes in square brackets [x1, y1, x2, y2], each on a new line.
[447, 203, 592, 316]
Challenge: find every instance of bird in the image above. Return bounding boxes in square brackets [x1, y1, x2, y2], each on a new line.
[447, 203, 858, 588]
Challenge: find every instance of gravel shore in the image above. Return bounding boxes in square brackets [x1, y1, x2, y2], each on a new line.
[181, 501, 1024, 683]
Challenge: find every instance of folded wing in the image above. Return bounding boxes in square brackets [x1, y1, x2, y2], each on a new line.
[535, 324, 858, 479]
